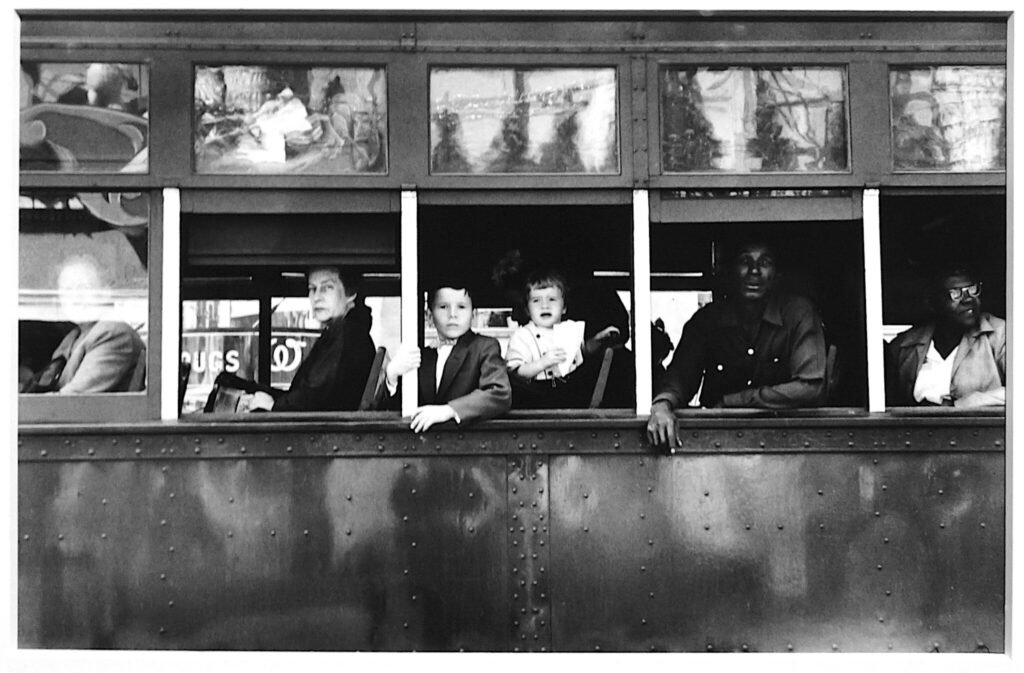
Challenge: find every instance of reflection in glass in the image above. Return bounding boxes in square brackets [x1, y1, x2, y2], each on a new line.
[661, 67, 848, 173]
[890, 66, 1006, 172]
[430, 68, 618, 174]
[20, 62, 149, 173]
[19, 193, 149, 394]
[194, 65, 387, 174]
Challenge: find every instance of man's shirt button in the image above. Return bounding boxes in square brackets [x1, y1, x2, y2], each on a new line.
[747, 348, 755, 356]
[716, 364, 724, 371]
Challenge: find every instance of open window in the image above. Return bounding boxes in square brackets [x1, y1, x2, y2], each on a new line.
[417, 204, 636, 411]
[880, 191, 1006, 410]
[180, 204, 400, 416]
[650, 190, 867, 409]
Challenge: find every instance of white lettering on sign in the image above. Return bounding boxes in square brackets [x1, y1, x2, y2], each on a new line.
[181, 350, 241, 374]
[271, 338, 306, 373]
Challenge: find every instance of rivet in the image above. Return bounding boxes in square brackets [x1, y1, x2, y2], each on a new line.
[539, 540, 545, 546]
[532, 553, 538, 559]
[169, 493, 175, 499]
[159, 574, 166, 580]
[436, 445, 442, 451]
[40, 450, 47, 457]
[706, 644, 714, 651]
[649, 592, 654, 598]
[100, 533, 107, 539]
[640, 513, 646, 519]
[227, 531, 233, 538]
[714, 442, 721, 448]
[904, 441, 911, 447]
[377, 445, 384, 452]
[412, 541, 417, 547]
[458, 433, 464, 440]
[160, 519, 167, 526]
[101, 498, 108, 505]
[777, 524, 784, 530]
[378, 436, 385, 441]
[874, 511, 880, 517]
[583, 527, 589, 532]
[161, 466, 168, 472]
[168, 546, 175, 553]
[641, 618, 647, 625]
[647, 486, 653, 493]
[817, 489, 823, 495]
[639, 460, 644, 466]
[704, 490, 710, 497]
[168, 600, 174, 607]
[346, 529, 352, 536]
[938, 489, 944, 495]
[137, 448, 143, 455]
[403, 569, 409, 575]
[568, 442, 575, 449]
[22, 534, 29, 541]
[887, 643, 893, 650]
[819, 523, 825, 529]
[270, 530, 275, 537]
[832, 644, 838, 651]
[468, 492, 475, 498]
[286, 446, 293, 453]
[539, 567, 545, 573]
[88, 448, 95, 456]
[112, 439, 118, 445]
[403, 623, 409, 629]
[193, 447, 199, 454]
[745, 524, 751, 530]
[228, 498, 234, 503]
[877, 564, 883, 570]
[883, 537, 889, 544]
[879, 617, 884, 623]
[240, 447, 247, 453]
[881, 484, 887, 491]
[648, 539, 654, 546]
[513, 593, 519, 600]
[159, 628, 166, 635]
[411, 594, 417, 601]
[848, 442, 854, 447]
[218, 437, 224, 444]
[332, 445, 339, 452]
[539, 515, 544, 520]
[995, 440, 1002, 447]
[939, 522, 946, 528]
[58, 534, 64, 540]
[703, 524, 710, 531]
[640, 565, 646, 572]
[63, 439, 70, 446]
[741, 644, 748, 651]
[303, 530, 309, 536]
[411, 489, 417, 494]
[614, 442, 621, 449]
[804, 442, 811, 448]
[537, 432, 544, 439]
[346, 495, 352, 501]
[981, 522, 987, 528]
[759, 441, 766, 448]
[873, 458, 879, 464]
[583, 493, 589, 499]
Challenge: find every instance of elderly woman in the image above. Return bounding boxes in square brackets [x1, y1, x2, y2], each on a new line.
[886, 267, 1005, 408]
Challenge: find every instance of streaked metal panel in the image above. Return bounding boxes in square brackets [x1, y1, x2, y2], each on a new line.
[19, 456, 510, 650]
[549, 452, 1003, 652]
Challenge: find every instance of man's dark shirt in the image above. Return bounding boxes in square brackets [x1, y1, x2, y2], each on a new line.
[653, 292, 826, 409]
[272, 302, 376, 412]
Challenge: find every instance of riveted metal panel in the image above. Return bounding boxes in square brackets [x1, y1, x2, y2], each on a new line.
[549, 452, 1003, 652]
[19, 456, 510, 650]
[507, 454, 552, 652]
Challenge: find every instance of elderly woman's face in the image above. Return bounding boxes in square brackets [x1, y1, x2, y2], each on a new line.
[938, 273, 982, 329]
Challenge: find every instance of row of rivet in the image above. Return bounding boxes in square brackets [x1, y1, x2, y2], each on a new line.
[509, 455, 550, 652]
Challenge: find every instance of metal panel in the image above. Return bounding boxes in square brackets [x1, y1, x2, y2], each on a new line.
[549, 452, 1004, 652]
[19, 455, 511, 650]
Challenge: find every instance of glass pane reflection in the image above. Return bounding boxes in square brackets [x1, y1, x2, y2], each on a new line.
[19, 193, 149, 394]
[661, 67, 848, 173]
[194, 65, 388, 174]
[890, 66, 1006, 172]
[430, 67, 619, 174]
[20, 62, 149, 173]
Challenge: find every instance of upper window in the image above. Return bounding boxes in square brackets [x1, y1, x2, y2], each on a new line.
[890, 66, 1006, 172]
[660, 66, 848, 174]
[19, 192, 149, 395]
[20, 62, 149, 173]
[194, 65, 388, 174]
[429, 67, 619, 174]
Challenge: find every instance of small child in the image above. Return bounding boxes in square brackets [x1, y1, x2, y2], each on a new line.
[385, 280, 511, 432]
[505, 270, 619, 407]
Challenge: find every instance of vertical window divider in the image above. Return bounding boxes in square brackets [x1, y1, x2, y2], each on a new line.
[400, 189, 418, 419]
[862, 188, 886, 413]
[633, 189, 653, 416]
[161, 188, 181, 420]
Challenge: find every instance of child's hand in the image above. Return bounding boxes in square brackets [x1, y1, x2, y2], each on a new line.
[410, 404, 456, 433]
[594, 326, 621, 343]
[386, 343, 421, 381]
[540, 348, 568, 368]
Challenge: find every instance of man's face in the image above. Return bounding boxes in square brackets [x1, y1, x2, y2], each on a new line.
[938, 273, 982, 329]
[430, 287, 473, 340]
[526, 285, 565, 329]
[308, 269, 354, 323]
[58, 260, 109, 324]
[731, 244, 778, 302]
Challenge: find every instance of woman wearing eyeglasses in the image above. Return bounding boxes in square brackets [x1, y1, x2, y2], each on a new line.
[885, 267, 1005, 407]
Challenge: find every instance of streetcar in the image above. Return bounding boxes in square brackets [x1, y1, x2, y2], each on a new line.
[15, 9, 1009, 656]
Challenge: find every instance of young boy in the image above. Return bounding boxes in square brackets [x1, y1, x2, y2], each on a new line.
[505, 270, 620, 408]
[385, 280, 511, 432]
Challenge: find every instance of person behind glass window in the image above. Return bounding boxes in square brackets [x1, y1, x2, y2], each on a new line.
[647, 239, 827, 449]
[252, 266, 375, 412]
[885, 267, 1005, 408]
[22, 253, 144, 394]
[385, 279, 511, 432]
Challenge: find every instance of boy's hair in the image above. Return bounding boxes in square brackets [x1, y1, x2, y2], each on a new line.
[524, 269, 569, 302]
[427, 279, 475, 308]
[307, 265, 362, 297]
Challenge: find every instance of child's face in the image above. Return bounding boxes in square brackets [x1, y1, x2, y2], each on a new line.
[527, 285, 565, 328]
[431, 287, 473, 340]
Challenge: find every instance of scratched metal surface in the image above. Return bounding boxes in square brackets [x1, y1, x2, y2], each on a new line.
[18, 456, 510, 650]
[548, 452, 1004, 652]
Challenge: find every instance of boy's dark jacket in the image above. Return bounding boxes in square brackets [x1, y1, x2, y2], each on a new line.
[391, 330, 511, 423]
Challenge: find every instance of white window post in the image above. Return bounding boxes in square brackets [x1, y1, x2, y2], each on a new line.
[862, 188, 886, 413]
[161, 188, 181, 420]
[633, 189, 653, 416]
[401, 189, 419, 418]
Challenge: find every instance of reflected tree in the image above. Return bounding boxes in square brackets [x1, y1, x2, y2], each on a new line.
[746, 72, 798, 172]
[661, 69, 721, 172]
[431, 109, 471, 173]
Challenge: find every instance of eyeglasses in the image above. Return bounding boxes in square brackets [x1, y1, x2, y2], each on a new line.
[947, 283, 981, 302]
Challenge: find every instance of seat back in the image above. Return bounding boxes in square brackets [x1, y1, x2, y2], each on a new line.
[358, 347, 390, 411]
[823, 343, 839, 405]
[588, 347, 616, 408]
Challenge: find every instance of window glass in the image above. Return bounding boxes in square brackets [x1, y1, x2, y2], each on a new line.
[890, 66, 1006, 172]
[194, 65, 388, 174]
[19, 192, 149, 394]
[20, 62, 149, 173]
[429, 67, 619, 174]
[660, 67, 848, 173]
